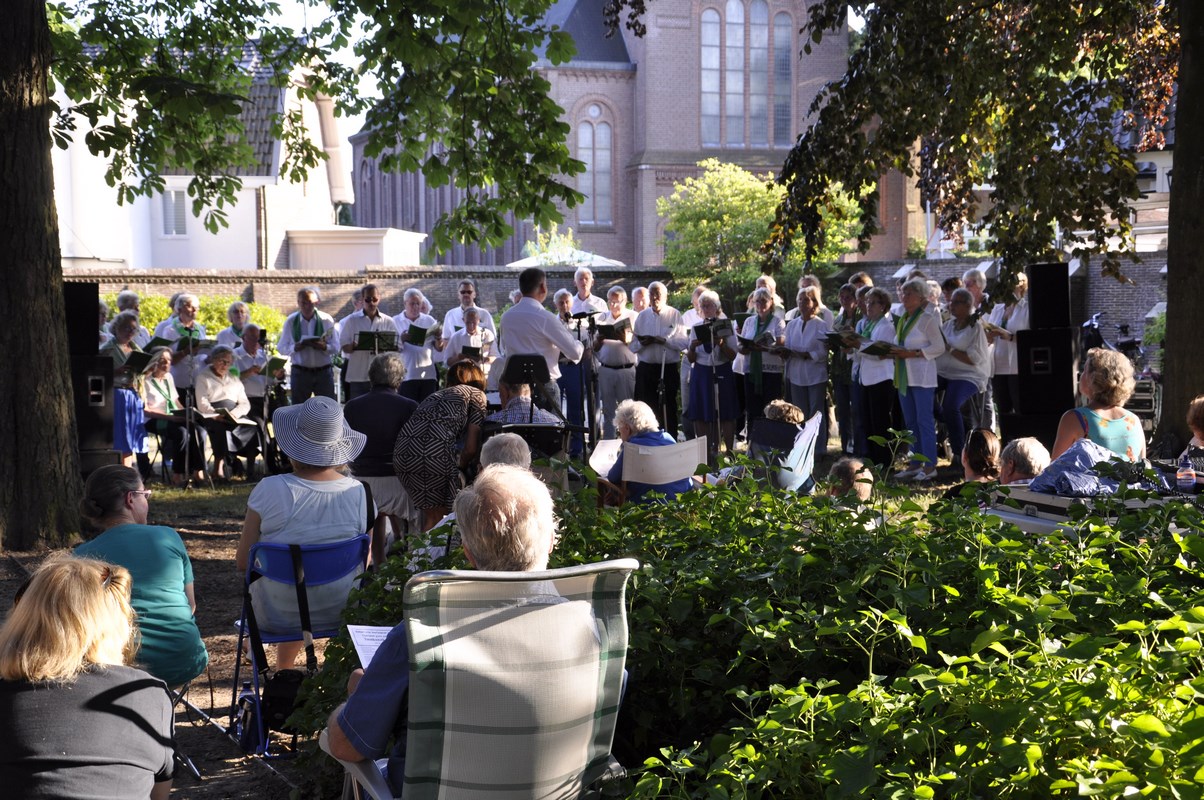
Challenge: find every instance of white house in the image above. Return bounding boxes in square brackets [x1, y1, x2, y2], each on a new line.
[54, 50, 364, 271]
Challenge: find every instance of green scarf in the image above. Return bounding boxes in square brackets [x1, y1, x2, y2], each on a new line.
[893, 308, 924, 396]
[292, 312, 324, 343]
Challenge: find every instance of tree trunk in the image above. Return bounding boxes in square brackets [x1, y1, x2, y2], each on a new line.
[0, 0, 81, 550]
[1163, 1, 1204, 452]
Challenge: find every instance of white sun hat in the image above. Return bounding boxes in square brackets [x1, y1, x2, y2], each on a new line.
[271, 396, 366, 467]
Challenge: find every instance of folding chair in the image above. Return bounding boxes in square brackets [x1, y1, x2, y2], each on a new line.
[749, 411, 822, 493]
[598, 436, 707, 505]
[231, 534, 370, 756]
[321, 558, 641, 800]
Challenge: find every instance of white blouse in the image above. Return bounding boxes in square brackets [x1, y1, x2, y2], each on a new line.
[783, 315, 831, 387]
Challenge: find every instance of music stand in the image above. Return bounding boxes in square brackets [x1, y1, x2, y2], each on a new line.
[499, 355, 558, 425]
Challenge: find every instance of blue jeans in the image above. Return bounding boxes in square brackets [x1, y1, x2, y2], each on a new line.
[898, 385, 937, 469]
[938, 377, 979, 461]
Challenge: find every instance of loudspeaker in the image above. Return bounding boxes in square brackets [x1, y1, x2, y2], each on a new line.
[999, 413, 1063, 453]
[71, 355, 115, 451]
[1026, 262, 1071, 329]
[1016, 327, 1078, 415]
[64, 282, 101, 355]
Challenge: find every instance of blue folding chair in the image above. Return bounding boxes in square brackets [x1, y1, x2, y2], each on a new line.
[231, 534, 370, 756]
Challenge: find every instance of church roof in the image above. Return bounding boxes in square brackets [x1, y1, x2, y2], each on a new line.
[542, 0, 631, 64]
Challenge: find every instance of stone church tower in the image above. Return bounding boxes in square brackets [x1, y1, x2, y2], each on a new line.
[351, 0, 849, 266]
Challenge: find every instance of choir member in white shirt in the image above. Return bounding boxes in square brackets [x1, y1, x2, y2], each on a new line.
[276, 287, 337, 403]
[340, 284, 400, 401]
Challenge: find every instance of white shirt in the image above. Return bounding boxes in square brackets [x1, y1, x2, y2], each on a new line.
[936, 319, 990, 391]
[596, 309, 638, 368]
[571, 293, 608, 317]
[160, 320, 208, 389]
[630, 306, 688, 365]
[194, 368, 252, 419]
[391, 312, 438, 382]
[234, 345, 269, 398]
[988, 298, 1029, 376]
[739, 314, 786, 375]
[783, 315, 830, 386]
[857, 314, 896, 387]
[499, 297, 584, 381]
[893, 307, 946, 389]
[442, 305, 497, 343]
[216, 325, 244, 349]
[339, 311, 400, 383]
[444, 328, 496, 370]
[277, 311, 336, 369]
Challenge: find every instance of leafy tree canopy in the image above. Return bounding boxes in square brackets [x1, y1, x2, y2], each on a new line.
[658, 158, 860, 291]
[770, 0, 1178, 295]
[48, 0, 586, 251]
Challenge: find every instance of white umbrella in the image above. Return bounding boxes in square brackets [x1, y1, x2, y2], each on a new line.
[506, 248, 625, 268]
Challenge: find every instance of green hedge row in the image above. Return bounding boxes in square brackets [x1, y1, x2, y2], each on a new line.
[290, 464, 1204, 798]
[101, 293, 287, 345]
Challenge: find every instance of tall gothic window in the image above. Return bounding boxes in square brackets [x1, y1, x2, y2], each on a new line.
[702, 2, 794, 148]
[578, 104, 613, 225]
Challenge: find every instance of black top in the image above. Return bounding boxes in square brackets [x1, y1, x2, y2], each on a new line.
[345, 387, 419, 477]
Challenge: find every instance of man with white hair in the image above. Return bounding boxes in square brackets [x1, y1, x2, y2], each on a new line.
[278, 287, 337, 402]
[479, 432, 532, 469]
[571, 267, 608, 316]
[630, 282, 688, 439]
[594, 286, 637, 439]
[392, 288, 439, 403]
[631, 286, 649, 314]
[325, 464, 558, 793]
[999, 437, 1051, 486]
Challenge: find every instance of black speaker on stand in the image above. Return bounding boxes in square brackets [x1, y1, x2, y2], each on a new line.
[64, 281, 119, 473]
[1026, 262, 1071, 330]
[1016, 328, 1079, 416]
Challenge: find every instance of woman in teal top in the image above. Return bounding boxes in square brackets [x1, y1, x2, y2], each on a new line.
[1052, 348, 1146, 462]
[75, 466, 208, 688]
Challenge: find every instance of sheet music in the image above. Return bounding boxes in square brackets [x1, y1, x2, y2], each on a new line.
[347, 624, 395, 668]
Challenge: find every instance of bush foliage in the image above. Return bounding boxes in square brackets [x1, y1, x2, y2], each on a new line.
[102, 293, 287, 347]
[290, 465, 1204, 798]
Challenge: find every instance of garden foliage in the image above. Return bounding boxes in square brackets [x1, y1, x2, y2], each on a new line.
[102, 293, 286, 347]
[292, 466, 1204, 798]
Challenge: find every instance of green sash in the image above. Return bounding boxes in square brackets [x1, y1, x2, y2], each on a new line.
[292, 312, 325, 343]
[893, 308, 924, 396]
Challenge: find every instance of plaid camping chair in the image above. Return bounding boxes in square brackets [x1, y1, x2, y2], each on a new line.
[321, 557, 639, 800]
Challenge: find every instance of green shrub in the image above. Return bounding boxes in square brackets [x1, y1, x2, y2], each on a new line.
[287, 463, 1204, 798]
[101, 293, 287, 348]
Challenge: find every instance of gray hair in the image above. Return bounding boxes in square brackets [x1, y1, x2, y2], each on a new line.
[751, 286, 775, 307]
[573, 266, 594, 283]
[175, 293, 199, 313]
[115, 290, 140, 311]
[950, 287, 975, 306]
[111, 310, 140, 334]
[698, 289, 722, 312]
[455, 464, 555, 572]
[1000, 437, 1051, 480]
[901, 277, 929, 298]
[553, 288, 572, 305]
[607, 285, 627, 302]
[614, 399, 660, 436]
[962, 268, 986, 289]
[208, 345, 235, 363]
[480, 433, 532, 469]
[403, 288, 423, 303]
[243, 323, 261, 340]
[926, 280, 942, 303]
[368, 352, 405, 389]
[866, 286, 892, 308]
[648, 281, 668, 296]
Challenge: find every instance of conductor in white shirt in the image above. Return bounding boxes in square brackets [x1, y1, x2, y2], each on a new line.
[499, 267, 584, 409]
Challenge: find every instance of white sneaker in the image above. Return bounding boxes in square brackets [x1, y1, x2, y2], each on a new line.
[910, 467, 937, 482]
[894, 466, 920, 480]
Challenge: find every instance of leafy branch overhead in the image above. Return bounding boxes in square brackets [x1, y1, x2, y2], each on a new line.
[773, 0, 1178, 289]
[48, 0, 587, 248]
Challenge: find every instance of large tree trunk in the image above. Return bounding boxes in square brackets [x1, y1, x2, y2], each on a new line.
[1163, 1, 1204, 452]
[0, 0, 81, 550]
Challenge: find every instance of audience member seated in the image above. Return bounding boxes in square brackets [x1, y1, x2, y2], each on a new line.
[827, 456, 874, 503]
[236, 396, 372, 669]
[195, 345, 260, 480]
[999, 437, 1051, 486]
[1179, 394, 1204, 460]
[143, 347, 205, 485]
[394, 362, 489, 531]
[1052, 348, 1146, 462]
[486, 379, 561, 425]
[75, 466, 209, 688]
[344, 352, 419, 562]
[764, 398, 805, 426]
[480, 432, 533, 470]
[941, 428, 1000, 501]
[0, 556, 175, 799]
[324, 465, 559, 795]
[605, 399, 694, 504]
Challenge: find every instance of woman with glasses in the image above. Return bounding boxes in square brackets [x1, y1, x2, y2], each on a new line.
[195, 344, 260, 480]
[74, 465, 209, 690]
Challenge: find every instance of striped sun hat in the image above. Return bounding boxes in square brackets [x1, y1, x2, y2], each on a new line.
[272, 396, 366, 467]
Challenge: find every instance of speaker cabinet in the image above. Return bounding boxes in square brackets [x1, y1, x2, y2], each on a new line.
[1016, 327, 1078, 415]
[64, 282, 101, 356]
[71, 355, 115, 451]
[1026, 262, 1071, 330]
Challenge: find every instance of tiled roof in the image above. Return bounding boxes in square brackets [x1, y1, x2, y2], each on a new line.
[541, 0, 631, 64]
